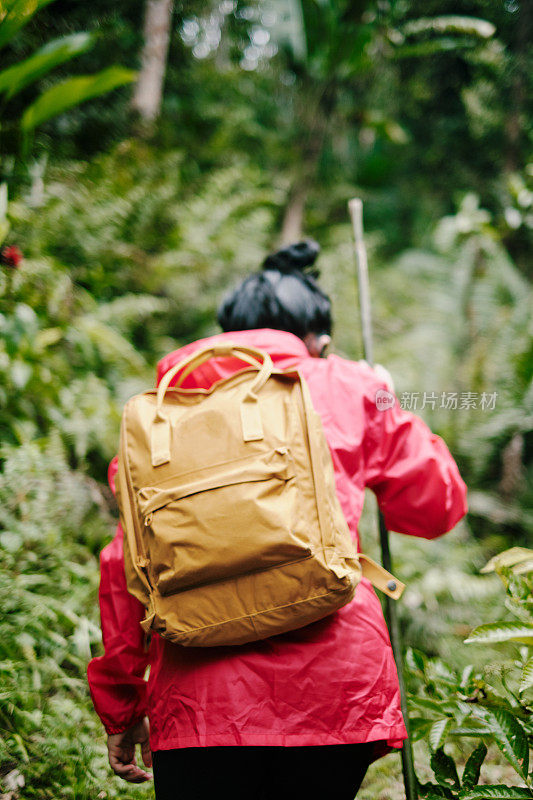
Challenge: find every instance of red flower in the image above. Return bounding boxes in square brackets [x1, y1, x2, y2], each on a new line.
[1, 245, 23, 268]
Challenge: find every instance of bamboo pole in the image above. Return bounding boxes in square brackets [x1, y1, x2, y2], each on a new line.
[348, 198, 418, 800]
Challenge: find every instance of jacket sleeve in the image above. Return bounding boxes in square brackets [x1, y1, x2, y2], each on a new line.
[87, 459, 149, 735]
[363, 380, 468, 538]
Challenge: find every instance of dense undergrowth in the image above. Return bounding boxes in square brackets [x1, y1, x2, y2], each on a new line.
[1, 1, 532, 791]
[0, 437, 142, 799]
[1, 144, 532, 796]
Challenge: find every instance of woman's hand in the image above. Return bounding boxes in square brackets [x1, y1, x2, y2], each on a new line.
[107, 716, 152, 783]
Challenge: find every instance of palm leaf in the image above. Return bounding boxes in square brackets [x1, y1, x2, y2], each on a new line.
[21, 66, 136, 132]
[0, 33, 93, 100]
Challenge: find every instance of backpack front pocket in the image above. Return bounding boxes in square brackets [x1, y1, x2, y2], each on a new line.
[137, 448, 311, 596]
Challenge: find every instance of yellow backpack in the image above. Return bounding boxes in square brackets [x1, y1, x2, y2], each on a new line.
[116, 343, 404, 647]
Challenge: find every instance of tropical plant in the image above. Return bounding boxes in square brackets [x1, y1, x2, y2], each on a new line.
[256, 0, 496, 241]
[0, 3, 529, 798]
[0, 435, 152, 799]
[366, 195, 533, 546]
[406, 547, 533, 797]
[0, 0, 135, 167]
[0, 252, 163, 472]
[0, 140, 287, 481]
[9, 141, 280, 356]
[465, 548, 533, 702]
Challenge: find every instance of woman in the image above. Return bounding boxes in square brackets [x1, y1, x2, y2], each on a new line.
[88, 240, 467, 799]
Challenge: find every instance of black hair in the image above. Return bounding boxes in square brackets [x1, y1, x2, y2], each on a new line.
[217, 240, 332, 339]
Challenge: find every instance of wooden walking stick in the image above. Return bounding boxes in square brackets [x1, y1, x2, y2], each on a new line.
[348, 198, 418, 800]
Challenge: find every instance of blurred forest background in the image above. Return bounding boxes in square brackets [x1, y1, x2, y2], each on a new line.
[0, 1, 532, 798]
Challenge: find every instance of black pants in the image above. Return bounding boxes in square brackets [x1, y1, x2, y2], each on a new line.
[153, 743, 374, 800]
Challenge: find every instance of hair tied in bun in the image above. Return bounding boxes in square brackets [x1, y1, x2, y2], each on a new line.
[217, 237, 331, 339]
[262, 239, 321, 278]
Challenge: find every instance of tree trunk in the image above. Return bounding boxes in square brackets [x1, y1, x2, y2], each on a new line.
[131, 0, 174, 124]
[278, 83, 336, 246]
[504, 1, 530, 173]
[279, 180, 308, 245]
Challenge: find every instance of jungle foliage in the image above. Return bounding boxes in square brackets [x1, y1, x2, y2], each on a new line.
[407, 548, 533, 798]
[0, 1, 531, 797]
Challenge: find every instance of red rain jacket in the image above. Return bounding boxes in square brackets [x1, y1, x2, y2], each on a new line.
[88, 328, 467, 753]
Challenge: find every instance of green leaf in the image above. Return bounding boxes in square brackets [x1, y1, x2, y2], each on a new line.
[0, 33, 94, 100]
[461, 665, 475, 688]
[393, 37, 478, 59]
[401, 15, 496, 39]
[519, 658, 533, 694]
[431, 748, 461, 792]
[464, 622, 533, 646]
[409, 717, 435, 742]
[21, 66, 136, 132]
[0, 0, 56, 51]
[418, 782, 455, 799]
[481, 548, 533, 574]
[407, 647, 427, 673]
[462, 742, 487, 790]
[459, 788, 533, 799]
[449, 727, 492, 737]
[409, 696, 450, 714]
[481, 709, 529, 782]
[429, 718, 452, 751]
[33, 327, 63, 351]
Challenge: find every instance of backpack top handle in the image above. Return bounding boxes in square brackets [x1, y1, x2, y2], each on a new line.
[151, 344, 274, 467]
[156, 343, 274, 411]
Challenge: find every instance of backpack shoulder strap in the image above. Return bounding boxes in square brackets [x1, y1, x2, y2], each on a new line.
[297, 371, 404, 601]
[117, 412, 153, 601]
